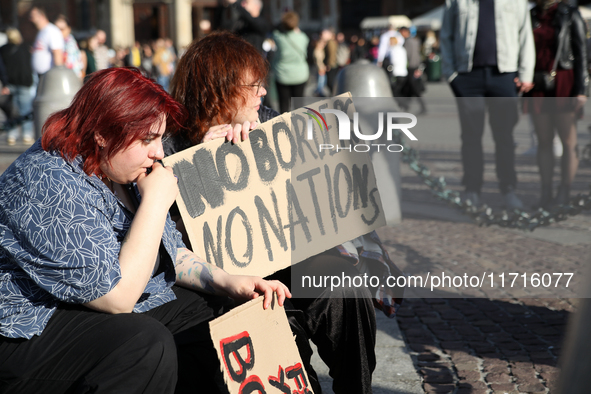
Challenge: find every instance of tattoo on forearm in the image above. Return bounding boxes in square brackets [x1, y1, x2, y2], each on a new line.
[176, 248, 217, 293]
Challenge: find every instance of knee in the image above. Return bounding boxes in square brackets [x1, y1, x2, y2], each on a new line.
[108, 314, 177, 371]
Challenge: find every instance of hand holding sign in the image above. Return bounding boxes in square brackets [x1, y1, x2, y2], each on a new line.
[216, 275, 291, 309]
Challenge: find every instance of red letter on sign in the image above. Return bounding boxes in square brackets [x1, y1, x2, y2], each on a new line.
[239, 375, 267, 394]
[268, 366, 291, 394]
[220, 331, 255, 383]
[286, 363, 313, 394]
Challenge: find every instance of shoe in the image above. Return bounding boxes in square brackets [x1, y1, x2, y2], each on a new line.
[503, 188, 524, 210]
[554, 185, 570, 206]
[533, 184, 553, 210]
[23, 137, 35, 145]
[7, 137, 16, 146]
[464, 191, 481, 207]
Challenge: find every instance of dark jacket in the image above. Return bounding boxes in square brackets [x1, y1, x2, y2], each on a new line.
[0, 43, 33, 87]
[531, 2, 589, 96]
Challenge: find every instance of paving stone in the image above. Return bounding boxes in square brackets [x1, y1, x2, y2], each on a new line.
[456, 370, 480, 382]
[489, 383, 517, 392]
[517, 383, 546, 392]
[485, 372, 512, 384]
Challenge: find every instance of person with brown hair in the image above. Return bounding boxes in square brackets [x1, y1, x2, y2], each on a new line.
[271, 11, 309, 113]
[166, 32, 383, 394]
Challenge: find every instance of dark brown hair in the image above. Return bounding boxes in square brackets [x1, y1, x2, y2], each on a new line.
[281, 12, 299, 31]
[170, 32, 268, 144]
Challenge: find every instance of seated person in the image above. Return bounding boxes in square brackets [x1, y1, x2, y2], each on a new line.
[0, 67, 289, 394]
[165, 32, 402, 394]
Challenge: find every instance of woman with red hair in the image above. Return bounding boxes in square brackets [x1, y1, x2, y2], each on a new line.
[166, 32, 384, 394]
[0, 67, 289, 393]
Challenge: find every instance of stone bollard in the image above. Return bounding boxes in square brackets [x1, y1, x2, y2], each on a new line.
[33, 66, 82, 139]
[334, 59, 402, 226]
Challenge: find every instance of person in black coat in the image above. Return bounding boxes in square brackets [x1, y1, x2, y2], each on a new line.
[0, 28, 34, 145]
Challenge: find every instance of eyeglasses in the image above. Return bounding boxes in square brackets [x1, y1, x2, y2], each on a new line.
[240, 82, 264, 95]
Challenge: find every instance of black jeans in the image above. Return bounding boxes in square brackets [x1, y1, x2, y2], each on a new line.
[276, 81, 307, 114]
[270, 253, 377, 394]
[0, 286, 228, 394]
[449, 66, 519, 194]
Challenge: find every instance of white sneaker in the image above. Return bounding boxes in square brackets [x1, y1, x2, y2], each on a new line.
[7, 137, 16, 146]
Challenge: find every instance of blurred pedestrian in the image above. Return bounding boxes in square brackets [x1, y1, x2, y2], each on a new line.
[526, 0, 588, 208]
[440, 0, 535, 209]
[351, 36, 368, 62]
[152, 39, 175, 92]
[336, 32, 351, 70]
[94, 30, 110, 71]
[141, 43, 154, 79]
[368, 36, 380, 62]
[271, 11, 309, 113]
[313, 37, 327, 96]
[376, 23, 403, 68]
[0, 28, 35, 145]
[81, 36, 98, 76]
[323, 28, 339, 92]
[126, 41, 142, 68]
[400, 26, 427, 114]
[385, 33, 408, 107]
[54, 15, 84, 80]
[29, 7, 64, 77]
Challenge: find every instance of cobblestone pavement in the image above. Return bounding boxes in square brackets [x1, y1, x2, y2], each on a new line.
[375, 143, 590, 393]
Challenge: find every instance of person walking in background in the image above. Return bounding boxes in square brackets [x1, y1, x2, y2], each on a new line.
[0, 28, 34, 145]
[440, 0, 535, 210]
[29, 7, 64, 77]
[153, 38, 175, 92]
[271, 12, 309, 114]
[335, 32, 351, 70]
[80, 36, 98, 76]
[376, 23, 404, 68]
[141, 43, 155, 79]
[385, 32, 409, 107]
[323, 28, 339, 92]
[126, 41, 143, 68]
[526, 0, 588, 208]
[313, 36, 327, 96]
[351, 36, 369, 62]
[94, 30, 110, 71]
[54, 15, 84, 80]
[400, 26, 427, 115]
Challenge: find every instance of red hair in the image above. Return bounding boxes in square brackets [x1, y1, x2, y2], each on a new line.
[170, 32, 268, 144]
[42, 67, 187, 176]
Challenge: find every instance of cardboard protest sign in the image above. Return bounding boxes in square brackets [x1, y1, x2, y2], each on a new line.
[163, 93, 386, 277]
[209, 296, 314, 394]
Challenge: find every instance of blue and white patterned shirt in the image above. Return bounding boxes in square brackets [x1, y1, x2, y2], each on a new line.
[0, 141, 184, 339]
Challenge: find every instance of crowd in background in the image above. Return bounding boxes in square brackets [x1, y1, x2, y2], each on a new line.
[1, 0, 589, 211]
[0, 2, 442, 148]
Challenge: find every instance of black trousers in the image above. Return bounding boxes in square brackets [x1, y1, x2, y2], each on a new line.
[270, 253, 377, 394]
[449, 66, 519, 194]
[275, 81, 307, 114]
[0, 286, 229, 394]
[0, 255, 376, 394]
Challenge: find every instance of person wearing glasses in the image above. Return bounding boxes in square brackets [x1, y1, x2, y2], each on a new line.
[165, 31, 391, 394]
